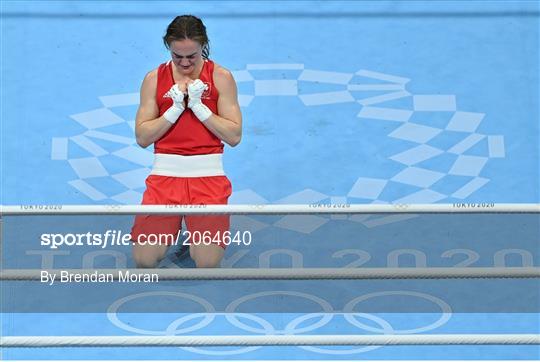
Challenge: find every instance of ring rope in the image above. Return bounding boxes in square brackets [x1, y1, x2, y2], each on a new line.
[1, 267, 539, 281]
[2, 203, 539, 215]
[1, 334, 539, 347]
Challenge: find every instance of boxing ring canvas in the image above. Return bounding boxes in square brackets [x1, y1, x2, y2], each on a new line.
[1, 1, 539, 360]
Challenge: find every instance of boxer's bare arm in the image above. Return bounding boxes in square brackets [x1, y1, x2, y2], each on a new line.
[201, 66, 242, 147]
[135, 70, 177, 148]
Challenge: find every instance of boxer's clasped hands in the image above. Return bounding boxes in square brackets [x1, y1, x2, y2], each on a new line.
[163, 84, 186, 124]
[163, 79, 212, 124]
[187, 79, 212, 122]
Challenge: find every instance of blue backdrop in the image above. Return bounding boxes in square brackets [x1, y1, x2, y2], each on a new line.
[1, 1, 539, 360]
[2, 1, 538, 205]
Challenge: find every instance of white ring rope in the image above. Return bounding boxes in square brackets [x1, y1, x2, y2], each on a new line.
[1, 203, 539, 215]
[1, 267, 539, 281]
[1, 334, 539, 347]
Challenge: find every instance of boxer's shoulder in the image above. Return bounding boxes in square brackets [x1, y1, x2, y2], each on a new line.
[142, 68, 159, 84]
[212, 63, 236, 90]
[148, 67, 159, 76]
[139, 70, 159, 99]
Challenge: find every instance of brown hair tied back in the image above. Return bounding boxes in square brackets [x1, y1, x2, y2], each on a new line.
[163, 15, 210, 59]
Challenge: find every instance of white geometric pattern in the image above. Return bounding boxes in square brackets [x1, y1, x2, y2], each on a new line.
[111, 190, 144, 204]
[52, 64, 505, 212]
[51, 138, 68, 160]
[98, 93, 139, 108]
[391, 167, 445, 188]
[68, 179, 107, 201]
[357, 106, 413, 122]
[112, 146, 154, 167]
[70, 135, 108, 157]
[390, 145, 444, 166]
[255, 80, 297, 96]
[488, 136, 505, 157]
[413, 95, 456, 111]
[348, 177, 387, 200]
[85, 130, 134, 145]
[68, 157, 109, 179]
[449, 155, 488, 177]
[389, 123, 442, 144]
[357, 91, 411, 106]
[446, 111, 485, 132]
[448, 134, 485, 155]
[229, 189, 268, 204]
[70, 108, 126, 129]
[299, 69, 354, 84]
[452, 177, 490, 199]
[275, 189, 328, 204]
[393, 189, 447, 204]
[274, 215, 329, 234]
[112, 168, 150, 189]
[300, 91, 356, 106]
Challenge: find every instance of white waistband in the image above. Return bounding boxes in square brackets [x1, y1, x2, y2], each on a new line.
[150, 153, 225, 177]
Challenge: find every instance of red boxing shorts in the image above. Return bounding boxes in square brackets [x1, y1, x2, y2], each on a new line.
[131, 174, 232, 249]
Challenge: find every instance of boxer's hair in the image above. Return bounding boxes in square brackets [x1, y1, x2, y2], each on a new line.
[163, 15, 210, 59]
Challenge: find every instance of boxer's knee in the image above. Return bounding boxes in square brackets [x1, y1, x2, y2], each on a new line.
[190, 245, 224, 268]
[133, 254, 160, 268]
[193, 255, 221, 268]
[133, 244, 168, 268]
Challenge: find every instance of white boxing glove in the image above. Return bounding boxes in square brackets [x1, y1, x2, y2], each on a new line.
[187, 79, 212, 122]
[163, 84, 185, 124]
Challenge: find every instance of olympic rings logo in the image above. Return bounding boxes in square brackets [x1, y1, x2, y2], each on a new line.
[251, 204, 266, 210]
[107, 289, 452, 356]
[103, 205, 122, 211]
[393, 203, 410, 210]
